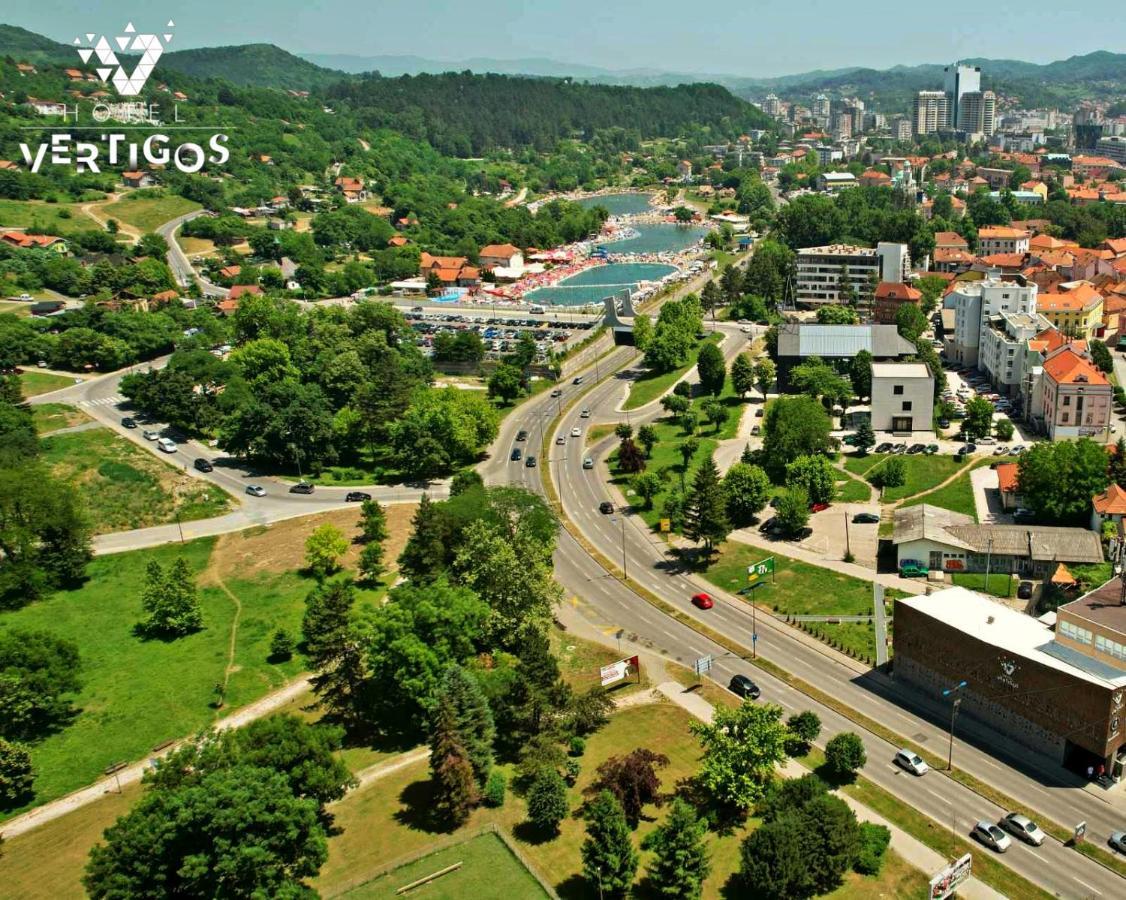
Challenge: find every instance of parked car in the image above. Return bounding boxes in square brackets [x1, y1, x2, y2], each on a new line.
[143, 429, 160, 441]
[810, 502, 829, 513]
[899, 560, 928, 578]
[511, 447, 523, 461]
[583, 457, 594, 469]
[907, 443, 925, 454]
[1001, 812, 1045, 846]
[193, 457, 213, 473]
[893, 443, 908, 454]
[758, 517, 778, 533]
[156, 437, 177, 453]
[755, 408, 764, 417]
[972, 821, 1012, 853]
[245, 484, 266, 497]
[1017, 581, 1034, 600]
[580, 408, 591, 418]
[925, 444, 939, 454]
[516, 430, 528, 441]
[894, 749, 929, 775]
[1013, 508, 1036, 524]
[289, 481, 314, 494]
[874, 442, 893, 453]
[121, 417, 137, 429]
[938, 418, 951, 429]
[525, 455, 537, 468]
[959, 443, 977, 455]
[599, 501, 615, 514]
[993, 446, 1009, 456]
[852, 512, 880, 524]
[728, 674, 761, 699]
[1009, 445, 1025, 456]
[345, 491, 372, 502]
[691, 592, 714, 610]
[979, 436, 997, 445]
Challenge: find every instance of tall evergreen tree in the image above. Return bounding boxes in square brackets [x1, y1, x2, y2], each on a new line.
[435, 665, 495, 787]
[301, 579, 355, 664]
[429, 698, 478, 826]
[643, 798, 711, 900]
[684, 457, 730, 554]
[358, 499, 389, 544]
[526, 767, 568, 835]
[398, 494, 447, 582]
[581, 790, 639, 897]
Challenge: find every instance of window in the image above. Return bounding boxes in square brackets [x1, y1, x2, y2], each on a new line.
[893, 385, 904, 396]
[1063, 396, 1071, 406]
[902, 401, 912, 411]
[1060, 620, 1093, 645]
[1061, 413, 1069, 423]
[1096, 635, 1126, 661]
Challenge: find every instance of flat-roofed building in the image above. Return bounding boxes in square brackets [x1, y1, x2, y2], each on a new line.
[795, 243, 909, 308]
[870, 362, 933, 432]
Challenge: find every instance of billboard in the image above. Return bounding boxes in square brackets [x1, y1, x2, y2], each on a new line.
[747, 557, 775, 584]
[929, 853, 972, 900]
[600, 655, 640, 687]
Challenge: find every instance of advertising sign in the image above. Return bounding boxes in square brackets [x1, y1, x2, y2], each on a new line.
[928, 853, 972, 900]
[600, 655, 640, 687]
[659, 518, 671, 533]
[747, 557, 775, 584]
[693, 655, 713, 676]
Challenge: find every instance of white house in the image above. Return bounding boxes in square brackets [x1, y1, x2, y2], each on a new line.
[870, 362, 933, 433]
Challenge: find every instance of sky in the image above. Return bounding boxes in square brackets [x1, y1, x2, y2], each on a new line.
[8, 1, 1124, 78]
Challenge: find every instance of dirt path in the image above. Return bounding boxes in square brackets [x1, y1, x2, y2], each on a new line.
[80, 193, 143, 240]
[886, 456, 983, 508]
[211, 571, 244, 697]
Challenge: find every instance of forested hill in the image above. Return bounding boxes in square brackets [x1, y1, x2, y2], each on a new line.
[159, 44, 348, 91]
[325, 72, 774, 156]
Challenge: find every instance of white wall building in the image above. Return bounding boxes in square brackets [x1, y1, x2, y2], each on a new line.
[978, 310, 1051, 397]
[978, 226, 1031, 256]
[795, 243, 910, 307]
[871, 362, 934, 432]
[947, 274, 1038, 367]
[913, 91, 949, 136]
[944, 63, 982, 130]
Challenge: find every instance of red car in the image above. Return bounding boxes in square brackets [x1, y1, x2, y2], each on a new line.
[810, 502, 830, 513]
[691, 593, 714, 610]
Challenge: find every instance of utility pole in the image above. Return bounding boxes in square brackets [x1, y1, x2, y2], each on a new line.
[942, 680, 967, 770]
[984, 537, 993, 595]
[844, 508, 851, 558]
[619, 506, 628, 581]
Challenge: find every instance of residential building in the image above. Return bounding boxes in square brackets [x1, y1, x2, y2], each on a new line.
[976, 167, 1013, 190]
[978, 226, 1031, 257]
[893, 586, 1125, 773]
[1037, 282, 1104, 340]
[892, 117, 913, 141]
[1040, 346, 1113, 441]
[1095, 135, 1126, 165]
[0, 232, 68, 254]
[995, 462, 1022, 510]
[795, 243, 909, 307]
[913, 91, 949, 136]
[945, 63, 982, 131]
[774, 324, 917, 392]
[959, 90, 997, 136]
[1091, 483, 1126, 533]
[948, 274, 1038, 367]
[333, 176, 366, 203]
[812, 94, 831, 120]
[934, 231, 969, 250]
[762, 94, 782, 118]
[870, 362, 933, 432]
[478, 243, 524, 270]
[873, 281, 922, 325]
[858, 169, 892, 188]
[979, 309, 1052, 397]
[418, 252, 480, 288]
[817, 171, 856, 193]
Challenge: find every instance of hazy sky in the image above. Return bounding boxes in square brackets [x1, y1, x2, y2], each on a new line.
[10, 1, 1123, 77]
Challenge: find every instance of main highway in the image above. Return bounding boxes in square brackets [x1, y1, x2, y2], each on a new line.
[479, 325, 1126, 898]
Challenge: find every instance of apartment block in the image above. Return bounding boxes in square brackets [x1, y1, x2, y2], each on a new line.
[794, 243, 910, 307]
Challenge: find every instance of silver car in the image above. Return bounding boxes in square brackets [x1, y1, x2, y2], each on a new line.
[894, 749, 928, 776]
[245, 484, 266, 497]
[1109, 831, 1126, 853]
[972, 821, 1011, 853]
[1001, 812, 1045, 846]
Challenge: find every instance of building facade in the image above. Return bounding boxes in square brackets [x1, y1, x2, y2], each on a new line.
[795, 243, 909, 307]
[959, 90, 997, 136]
[947, 274, 1038, 367]
[978, 226, 1031, 256]
[913, 91, 949, 136]
[1040, 346, 1113, 441]
[978, 310, 1052, 397]
[870, 362, 933, 432]
[944, 63, 982, 130]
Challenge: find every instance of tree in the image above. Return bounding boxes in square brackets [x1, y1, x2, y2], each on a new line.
[801, 795, 862, 893]
[894, 303, 927, 342]
[761, 396, 832, 481]
[301, 578, 355, 663]
[790, 357, 851, 409]
[853, 419, 876, 455]
[684, 457, 730, 554]
[660, 393, 689, 417]
[1018, 439, 1110, 524]
[450, 469, 484, 497]
[1090, 340, 1114, 374]
[916, 274, 947, 314]
[731, 352, 755, 399]
[269, 628, 294, 662]
[690, 702, 789, 810]
[642, 798, 711, 900]
[526, 767, 568, 836]
[632, 471, 663, 509]
[358, 541, 385, 584]
[785, 711, 821, 756]
[753, 358, 776, 402]
[586, 748, 669, 827]
[615, 423, 634, 440]
[637, 423, 658, 458]
[815, 305, 858, 325]
[739, 812, 810, 898]
[487, 363, 524, 403]
[305, 523, 348, 579]
[581, 790, 639, 897]
[824, 732, 867, 780]
[723, 462, 771, 527]
[429, 695, 478, 826]
[84, 765, 328, 899]
[358, 499, 389, 544]
[618, 436, 646, 473]
[0, 738, 34, 807]
[434, 665, 495, 787]
[702, 397, 729, 434]
[137, 558, 203, 638]
[849, 350, 872, 400]
[398, 494, 447, 583]
[774, 487, 810, 537]
[632, 313, 654, 350]
[786, 455, 835, 505]
[0, 629, 82, 741]
[696, 342, 726, 396]
[870, 455, 906, 491]
[962, 396, 995, 441]
[994, 418, 1014, 442]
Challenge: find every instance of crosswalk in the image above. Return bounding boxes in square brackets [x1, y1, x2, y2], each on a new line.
[77, 394, 125, 408]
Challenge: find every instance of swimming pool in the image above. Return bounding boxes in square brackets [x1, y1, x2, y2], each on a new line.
[575, 192, 655, 216]
[525, 262, 676, 307]
[600, 223, 708, 255]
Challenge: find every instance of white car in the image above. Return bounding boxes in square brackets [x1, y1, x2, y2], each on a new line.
[571, 426, 581, 437]
[1001, 812, 1045, 846]
[972, 820, 1012, 853]
[894, 749, 928, 776]
[580, 408, 591, 418]
[245, 484, 266, 497]
[142, 429, 160, 441]
[156, 437, 177, 453]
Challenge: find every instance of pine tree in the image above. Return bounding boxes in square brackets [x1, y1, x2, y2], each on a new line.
[684, 457, 731, 554]
[398, 495, 447, 582]
[526, 767, 568, 835]
[139, 558, 202, 637]
[268, 628, 294, 662]
[429, 699, 478, 826]
[358, 499, 389, 544]
[581, 790, 639, 897]
[358, 541, 384, 585]
[301, 579, 355, 664]
[436, 665, 495, 786]
[643, 798, 711, 900]
[854, 419, 876, 455]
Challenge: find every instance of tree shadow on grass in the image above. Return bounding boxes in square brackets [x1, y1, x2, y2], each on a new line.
[511, 819, 561, 846]
[392, 777, 456, 835]
[554, 873, 595, 900]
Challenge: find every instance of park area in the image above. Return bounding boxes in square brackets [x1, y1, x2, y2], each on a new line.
[30, 402, 91, 434]
[18, 370, 77, 397]
[90, 191, 200, 234]
[624, 332, 722, 410]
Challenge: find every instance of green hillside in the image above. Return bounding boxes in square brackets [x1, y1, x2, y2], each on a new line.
[159, 43, 349, 91]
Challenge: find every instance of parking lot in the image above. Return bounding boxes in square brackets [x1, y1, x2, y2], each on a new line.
[403, 309, 597, 361]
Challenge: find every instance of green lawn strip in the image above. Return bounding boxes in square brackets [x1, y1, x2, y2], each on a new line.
[623, 332, 722, 410]
[834, 471, 871, 503]
[901, 458, 993, 519]
[0, 299, 31, 317]
[952, 572, 1015, 599]
[103, 193, 200, 232]
[844, 453, 967, 503]
[18, 371, 76, 397]
[30, 402, 91, 434]
[0, 538, 314, 819]
[800, 621, 878, 663]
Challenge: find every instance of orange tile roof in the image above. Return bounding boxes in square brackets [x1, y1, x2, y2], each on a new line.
[995, 462, 1019, 494]
[934, 231, 968, 248]
[1042, 347, 1108, 386]
[1103, 238, 1126, 256]
[1093, 483, 1126, 515]
[1029, 234, 1077, 252]
[228, 285, 263, 299]
[479, 243, 521, 258]
[1035, 250, 1075, 269]
[934, 247, 975, 263]
[979, 226, 1030, 239]
[977, 253, 1028, 268]
[1038, 283, 1103, 312]
[874, 281, 922, 301]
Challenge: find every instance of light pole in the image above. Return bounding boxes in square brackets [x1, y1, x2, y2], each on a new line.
[943, 680, 967, 770]
[618, 505, 628, 581]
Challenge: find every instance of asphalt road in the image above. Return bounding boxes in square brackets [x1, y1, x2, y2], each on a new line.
[479, 331, 1126, 898]
[157, 210, 227, 298]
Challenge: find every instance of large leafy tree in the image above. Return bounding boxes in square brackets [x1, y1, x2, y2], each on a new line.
[642, 798, 711, 899]
[961, 396, 995, 440]
[581, 790, 639, 897]
[761, 396, 832, 481]
[0, 629, 82, 741]
[696, 342, 727, 396]
[692, 702, 789, 810]
[753, 357, 776, 402]
[824, 732, 867, 780]
[138, 558, 203, 638]
[731, 352, 755, 399]
[723, 462, 771, 526]
[785, 455, 836, 506]
[391, 387, 499, 477]
[849, 350, 872, 400]
[790, 356, 852, 409]
[586, 748, 669, 828]
[0, 737, 34, 807]
[1018, 439, 1110, 524]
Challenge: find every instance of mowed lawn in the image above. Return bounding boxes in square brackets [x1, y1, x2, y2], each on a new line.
[31, 402, 91, 434]
[624, 332, 723, 410]
[18, 370, 77, 397]
[901, 458, 993, 519]
[40, 426, 233, 533]
[843, 452, 968, 503]
[834, 470, 871, 503]
[96, 192, 200, 233]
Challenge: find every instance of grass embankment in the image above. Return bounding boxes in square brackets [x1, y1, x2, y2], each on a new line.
[18, 370, 76, 397]
[96, 192, 200, 233]
[0, 198, 103, 232]
[900, 458, 993, 519]
[844, 452, 967, 503]
[952, 572, 1015, 598]
[30, 403, 91, 434]
[623, 332, 722, 410]
[40, 427, 233, 533]
[834, 469, 871, 503]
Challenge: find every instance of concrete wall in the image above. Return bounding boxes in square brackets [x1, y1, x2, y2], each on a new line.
[871, 372, 934, 431]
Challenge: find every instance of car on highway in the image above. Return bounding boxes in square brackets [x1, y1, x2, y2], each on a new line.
[121, 417, 137, 429]
[156, 437, 177, 453]
[1000, 812, 1045, 846]
[550, 388, 562, 397]
[899, 560, 928, 578]
[245, 485, 266, 497]
[345, 491, 372, 502]
[556, 435, 566, 445]
[691, 592, 714, 610]
[894, 749, 929, 775]
[572, 376, 584, 385]
[1017, 581, 1034, 600]
[143, 429, 160, 441]
[525, 455, 537, 468]
[571, 426, 581, 437]
[583, 457, 594, 469]
[193, 458, 213, 473]
[599, 501, 614, 514]
[289, 481, 315, 494]
[852, 512, 880, 524]
[972, 821, 1011, 853]
[511, 447, 523, 461]
[580, 408, 591, 418]
[1110, 831, 1126, 853]
[516, 430, 528, 441]
[728, 674, 761, 699]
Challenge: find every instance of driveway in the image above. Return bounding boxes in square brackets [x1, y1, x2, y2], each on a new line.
[970, 465, 1011, 524]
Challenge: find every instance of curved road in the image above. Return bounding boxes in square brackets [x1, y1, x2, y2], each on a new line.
[157, 210, 227, 298]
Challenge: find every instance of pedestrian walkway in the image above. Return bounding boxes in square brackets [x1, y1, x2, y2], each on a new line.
[39, 420, 102, 438]
[77, 393, 126, 409]
[873, 584, 889, 666]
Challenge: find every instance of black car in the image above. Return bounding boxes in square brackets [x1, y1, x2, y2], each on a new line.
[758, 516, 778, 533]
[193, 457, 213, 473]
[510, 447, 523, 461]
[121, 417, 137, 429]
[1012, 508, 1036, 524]
[729, 674, 761, 699]
[599, 501, 614, 514]
[525, 455, 537, 468]
[572, 375, 584, 385]
[550, 388, 563, 398]
[345, 491, 371, 502]
[289, 481, 315, 494]
[852, 512, 880, 524]
[874, 442, 893, 453]
[908, 443, 926, 454]
[960, 443, 977, 455]
[1017, 581, 1034, 600]
[938, 418, 951, 428]
[516, 430, 528, 441]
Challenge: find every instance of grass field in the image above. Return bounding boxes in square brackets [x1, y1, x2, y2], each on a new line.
[624, 333, 723, 410]
[95, 192, 200, 233]
[952, 572, 1015, 598]
[336, 832, 550, 900]
[0, 198, 102, 232]
[40, 427, 233, 533]
[18, 370, 77, 397]
[844, 452, 967, 503]
[31, 402, 91, 434]
[0, 299, 31, 316]
[900, 459, 992, 519]
[834, 470, 871, 503]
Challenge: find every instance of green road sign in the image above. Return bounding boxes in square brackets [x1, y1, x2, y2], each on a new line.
[747, 557, 775, 584]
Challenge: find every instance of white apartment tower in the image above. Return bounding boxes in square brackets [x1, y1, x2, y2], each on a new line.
[763, 94, 782, 118]
[959, 90, 997, 136]
[913, 91, 949, 136]
[944, 63, 982, 130]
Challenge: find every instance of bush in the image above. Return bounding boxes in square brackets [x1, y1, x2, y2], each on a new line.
[569, 736, 587, 757]
[565, 759, 582, 786]
[483, 770, 506, 808]
[268, 628, 294, 662]
[824, 732, 866, 781]
[854, 822, 891, 875]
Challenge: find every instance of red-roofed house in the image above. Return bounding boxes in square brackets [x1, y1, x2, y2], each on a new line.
[974, 252, 1029, 275]
[227, 284, 264, 300]
[1040, 346, 1112, 441]
[873, 281, 922, 325]
[121, 170, 150, 188]
[478, 243, 523, 269]
[978, 226, 1030, 256]
[218, 264, 242, 281]
[387, 235, 408, 248]
[994, 462, 1022, 511]
[333, 176, 367, 203]
[1100, 238, 1126, 258]
[934, 231, 968, 250]
[1092, 483, 1126, 532]
[933, 247, 976, 273]
[859, 169, 892, 188]
[1037, 283, 1104, 339]
[418, 252, 480, 288]
[0, 232, 68, 254]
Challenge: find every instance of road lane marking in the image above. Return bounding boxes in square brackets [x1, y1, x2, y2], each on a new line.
[1072, 877, 1101, 896]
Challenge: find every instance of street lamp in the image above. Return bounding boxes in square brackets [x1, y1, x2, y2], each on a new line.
[942, 680, 967, 770]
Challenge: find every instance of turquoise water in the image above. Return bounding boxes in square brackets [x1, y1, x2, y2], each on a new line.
[601, 223, 708, 255]
[575, 192, 654, 216]
[525, 262, 676, 307]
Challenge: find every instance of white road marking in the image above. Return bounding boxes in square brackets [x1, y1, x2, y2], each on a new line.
[1072, 877, 1101, 896]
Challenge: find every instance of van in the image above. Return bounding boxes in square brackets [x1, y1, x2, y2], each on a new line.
[529, 304, 546, 315]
